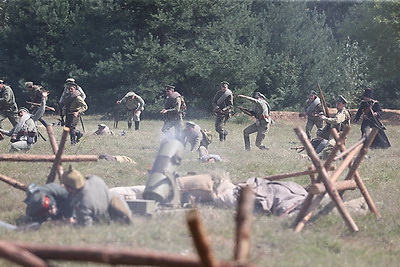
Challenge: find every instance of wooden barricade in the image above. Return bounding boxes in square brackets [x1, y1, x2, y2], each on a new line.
[292, 126, 379, 232]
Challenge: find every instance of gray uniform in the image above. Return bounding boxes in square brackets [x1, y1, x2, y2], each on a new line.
[71, 175, 131, 226]
[9, 98, 46, 152]
[303, 96, 324, 139]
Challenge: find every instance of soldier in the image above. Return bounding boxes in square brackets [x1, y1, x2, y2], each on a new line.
[160, 85, 183, 139]
[318, 95, 351, 159]
[353, 88, 390, 149]
[59, 78, 86, 105]
[116, 91, 145, 130]
[300, 90, 324, 139]
[60, 165, 133, 227]
[24, 81, 44, 112]
[212, 81, 233, 141]
[63, 83, 88, 144]
[24, 183, 73, 223]
[6, 91, 48, 152]
[93, 124, 114, 136]
[238, 92, 271, 150]
[0, 80, 18, 128]
[181, 121, 210, 154]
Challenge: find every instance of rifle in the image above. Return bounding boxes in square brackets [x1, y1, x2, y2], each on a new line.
[317, 83, 330, 118]
[238, 106, 255, 117]
[113, 102, 119, 129]
[57, 102, 65, 126]
[26, 101, 56, 112]
[0, 128, 11, 136]
[290, 146, 305, 153]
[80, 115, 86, 133]
[363, 106, 386, 131]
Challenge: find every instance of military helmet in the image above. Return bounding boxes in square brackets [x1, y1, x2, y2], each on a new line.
[61, 165, 85, 189]
[220, 81, 229, 86]
[65, 78, 76, 83]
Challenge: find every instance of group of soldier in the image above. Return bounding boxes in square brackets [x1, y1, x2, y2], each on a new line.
[0, 77, 392, 228]
[0, 78, 88, 150]
[300, 88, 390, 159]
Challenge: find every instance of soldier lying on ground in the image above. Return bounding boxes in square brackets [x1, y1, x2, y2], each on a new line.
[24, 183, 74, 223]
[61, 165, 133, 227]
[110, 172, 307, 217]
[93, 123, 115, 136]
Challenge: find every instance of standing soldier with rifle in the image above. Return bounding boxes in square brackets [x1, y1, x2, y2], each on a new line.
[116, 91, 145, 130]
[299, 90, 324, 140]
[212, 81, 233, 141]
[63, 83, 88, 145]
[160, 85, 183, 139]
[353, 88, 390, 149]
[59, 78, 86, 125]
[0, 79, 18, 129]
[238, 92, 271, 151]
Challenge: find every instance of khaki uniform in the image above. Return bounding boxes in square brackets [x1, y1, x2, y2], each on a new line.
[118, 92, 145, 130]
[181, 123, 208, 152]
[0, 85, 18, 128]
[243, 96, 270, 150]
[64, 91, 88, 144]
[319, 108, 351, 159]
[212, 88, 233, 141]
[161, 91, 183, 138]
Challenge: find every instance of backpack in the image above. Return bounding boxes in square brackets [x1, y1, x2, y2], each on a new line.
[201, 129, 213, 145]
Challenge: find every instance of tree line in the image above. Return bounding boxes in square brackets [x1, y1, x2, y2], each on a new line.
[0, 0, 399, 118]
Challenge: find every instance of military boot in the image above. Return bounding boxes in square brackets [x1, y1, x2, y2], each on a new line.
[128, 122, 132, 129]
[75, 130, 83, 143]
[244, 136, 251, 150]
[219, 132, 224, 142]
[134, 121, 140, 131]
[223, 130, 228, 141]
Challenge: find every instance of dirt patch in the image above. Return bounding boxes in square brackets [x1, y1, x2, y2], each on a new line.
[271, 109, 400, 125]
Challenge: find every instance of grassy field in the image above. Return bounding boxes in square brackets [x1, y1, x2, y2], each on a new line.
[0, 113, 399, 266]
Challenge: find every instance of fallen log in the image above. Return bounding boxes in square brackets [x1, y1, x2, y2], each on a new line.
[0, 241, 47, 267]
[0, 154, 98, 162]
[9, 241, 228, 267]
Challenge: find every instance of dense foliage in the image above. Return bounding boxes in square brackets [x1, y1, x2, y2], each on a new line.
[0, 0, 399, 116]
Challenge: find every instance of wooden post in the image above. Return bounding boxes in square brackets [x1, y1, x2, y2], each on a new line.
[186, 209, 218, 267]
[234, 186, 254, 264]
[309, 180, 357, 195]
[46, 127, 69, 184]
[0, 241, 48, 267]
[45, 124, 63, 178]
[0, 173, 27, 191]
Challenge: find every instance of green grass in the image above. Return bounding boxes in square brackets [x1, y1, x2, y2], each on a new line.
[0, 114, 399, 266]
